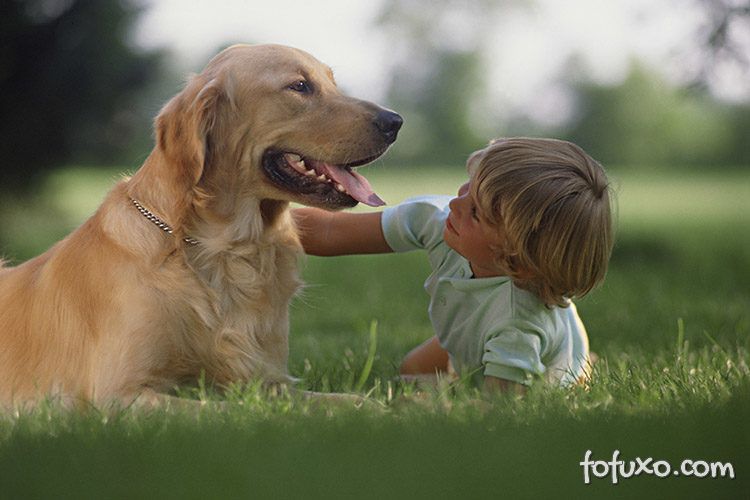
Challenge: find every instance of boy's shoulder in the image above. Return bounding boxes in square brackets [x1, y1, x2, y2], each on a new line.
[484, 281, 560, 331]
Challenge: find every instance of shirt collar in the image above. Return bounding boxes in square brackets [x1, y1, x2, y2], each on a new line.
[442, 257, 510, 290]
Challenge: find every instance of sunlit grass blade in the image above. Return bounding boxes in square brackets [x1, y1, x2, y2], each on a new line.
[354, 320, 378, 393]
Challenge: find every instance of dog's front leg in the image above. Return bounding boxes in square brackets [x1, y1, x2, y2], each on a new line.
[124, 388, 227, 413]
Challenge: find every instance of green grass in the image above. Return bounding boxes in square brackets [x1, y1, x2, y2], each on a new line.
[0, 165, 748, 498]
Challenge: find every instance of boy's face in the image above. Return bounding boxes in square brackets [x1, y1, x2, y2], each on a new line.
[444, 179, 505, 279]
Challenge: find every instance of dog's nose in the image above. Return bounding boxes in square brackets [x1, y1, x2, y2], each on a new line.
[374, 110, 403, 143]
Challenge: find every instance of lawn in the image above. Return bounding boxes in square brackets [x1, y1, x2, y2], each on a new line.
[0, 165, 747, 498]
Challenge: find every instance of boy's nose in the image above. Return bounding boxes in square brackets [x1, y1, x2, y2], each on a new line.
[448, 196, 462, 215]
[448, 197, 457, 213]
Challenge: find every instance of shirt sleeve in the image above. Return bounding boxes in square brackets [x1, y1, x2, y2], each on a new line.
[482, 326, 547, 386]
[381, 196, 452, 253]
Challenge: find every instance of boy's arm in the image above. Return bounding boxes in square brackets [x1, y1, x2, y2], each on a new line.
[293, 207, 394, 256]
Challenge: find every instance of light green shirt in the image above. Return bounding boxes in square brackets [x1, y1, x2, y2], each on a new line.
[382, 196, 589, 386]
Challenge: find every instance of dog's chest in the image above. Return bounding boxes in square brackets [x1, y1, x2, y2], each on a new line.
[190, 238, 302, 325]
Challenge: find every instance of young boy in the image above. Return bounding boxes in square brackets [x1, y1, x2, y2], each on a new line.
[294, 138, 614, 393]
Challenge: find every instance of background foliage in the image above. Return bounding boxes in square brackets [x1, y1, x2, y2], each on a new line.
[1, 0, 748, 201]
[0, 0, 162, 190]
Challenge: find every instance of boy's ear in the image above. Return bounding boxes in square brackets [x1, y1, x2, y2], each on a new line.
[505, 253, 535, 280]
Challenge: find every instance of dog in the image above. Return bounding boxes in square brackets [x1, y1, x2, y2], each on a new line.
[0, 44, 402, 409]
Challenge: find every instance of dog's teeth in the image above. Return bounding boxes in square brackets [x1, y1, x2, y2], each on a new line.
[305, 169, 316, 177]
[316, 174, 326, 182]
[335, 183, 345, 192]
[284, 154, 309, 174]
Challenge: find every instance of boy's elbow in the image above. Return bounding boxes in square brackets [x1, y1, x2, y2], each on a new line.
[483, 376, 527, 396]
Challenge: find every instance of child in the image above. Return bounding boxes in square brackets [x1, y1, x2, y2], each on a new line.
[294, 138, 614, 393]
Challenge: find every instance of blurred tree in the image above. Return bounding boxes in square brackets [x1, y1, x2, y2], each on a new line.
[376, 0, 514, 166]
[376, 0, 749, 169]
[727, 103, 750, 164]
[563, 62, 749, 168]
[0, 0, 162, 190]
[687, 0, 750, 92]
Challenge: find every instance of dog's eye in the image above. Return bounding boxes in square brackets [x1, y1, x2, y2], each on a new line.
[288, 80, 312, 94]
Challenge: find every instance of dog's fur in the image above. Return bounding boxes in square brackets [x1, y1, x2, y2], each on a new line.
[0, 44, 400, 409]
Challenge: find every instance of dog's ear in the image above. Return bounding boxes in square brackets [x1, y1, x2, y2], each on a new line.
[155, 75, 225, 194]
[126, 73, 229, 244]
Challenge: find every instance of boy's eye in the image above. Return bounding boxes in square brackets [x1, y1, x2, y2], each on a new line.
[471, 206, 479, 220]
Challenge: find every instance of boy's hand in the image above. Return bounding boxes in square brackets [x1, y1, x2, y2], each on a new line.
[293, 208, 393, 256]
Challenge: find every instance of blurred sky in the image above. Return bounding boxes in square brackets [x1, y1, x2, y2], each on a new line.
[134, 0, 749, 122]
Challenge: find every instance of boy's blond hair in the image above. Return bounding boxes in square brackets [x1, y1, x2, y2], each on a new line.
[472, 138, 614, 307]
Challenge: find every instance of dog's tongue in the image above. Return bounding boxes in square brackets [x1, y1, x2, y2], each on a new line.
[320, 163, 385, 207]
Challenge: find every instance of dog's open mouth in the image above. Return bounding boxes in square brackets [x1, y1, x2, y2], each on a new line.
[262, 150, 385, 208]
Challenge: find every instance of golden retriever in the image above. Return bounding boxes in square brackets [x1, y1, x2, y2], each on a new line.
[0, 44, 402, 409]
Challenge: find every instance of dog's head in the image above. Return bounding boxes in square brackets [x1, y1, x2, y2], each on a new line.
[154, 44, 402, 216]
